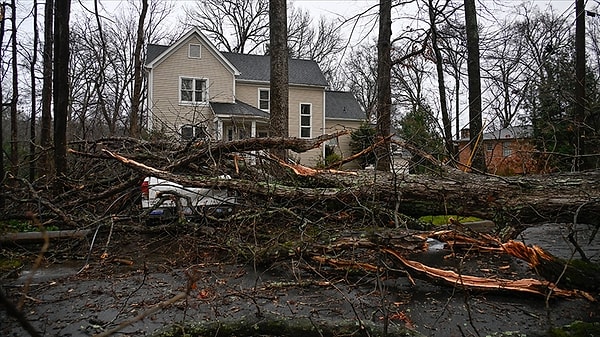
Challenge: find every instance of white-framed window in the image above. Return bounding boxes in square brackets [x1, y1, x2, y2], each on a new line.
[181, 124, 207, 141]
[299, 103, 312, 138]
[180, 77, 208, 104]
[189, 44, 201, 58]
[486, 143, 493, 152]
[502, 141, 512, 157]
[258, 88, 270, 111]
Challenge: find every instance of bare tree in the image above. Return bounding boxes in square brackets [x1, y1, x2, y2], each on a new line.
[53, 0, 70, 177]
[269, 0, 288, 160]
[184, 0, 269, 54]
[0, 3, 5, 199]
[481, 20, 529, 129]
[463, 0, 486, 172]
[40, 0, 53, 177]
[345, 43, 378, 122]
[426, 0, 454, 158]
[28, 0, 39, 181]
[130, 0, 148, 138]
[375, 0, 392, 171]
[9, 0, 18, 176]
[287, 6, 344, 84]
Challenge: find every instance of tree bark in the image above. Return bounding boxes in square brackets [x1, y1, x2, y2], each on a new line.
[0, 3, 5, 207]
[269, 0, 289, 160]
[29, 0, 39, 181]
[428, 0, 453, 159]
[375, 0, 392, 172]
[10, 0, 18, 177]
[53, 0, 71, 178]
[463, 0, 486, 172]
[129, 0, 148, 138]
[40, 0, 54, 178]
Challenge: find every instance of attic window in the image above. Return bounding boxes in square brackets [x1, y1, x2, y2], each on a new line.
[189, 44, 201, 58]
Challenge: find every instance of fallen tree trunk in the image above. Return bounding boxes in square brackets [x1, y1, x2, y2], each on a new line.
[0, 230, 91, 244]
[104, 148, 600, 225]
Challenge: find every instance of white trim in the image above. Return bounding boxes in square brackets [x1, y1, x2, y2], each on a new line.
[146, 69, 154, 130]
[258, 88, 270, 111]
[146, 28, 240, 76]
[188, 43, 201, 58]
[179, 76, 209, 105]
[299, 102, 312, 139]
[322, 90, 326, 159]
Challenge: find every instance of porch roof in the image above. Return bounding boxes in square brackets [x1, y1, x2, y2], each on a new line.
[211, 100, 270, 119]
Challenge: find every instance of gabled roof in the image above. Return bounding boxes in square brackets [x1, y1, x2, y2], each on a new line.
[325, 91, 365, 120]
[210, 100, 270, 119]
[222, 52, 328, 87]
[145, 28, 240, 76]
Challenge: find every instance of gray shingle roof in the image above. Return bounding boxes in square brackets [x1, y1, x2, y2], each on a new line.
[325, 91, 365, 120]
[146, 44, 169, 65]
[146, 43, 328, 87]
[222, 52, 328, 87]
[210, 100, 270, 118]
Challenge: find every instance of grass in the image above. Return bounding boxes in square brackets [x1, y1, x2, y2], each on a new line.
[418, 215, 483, 226]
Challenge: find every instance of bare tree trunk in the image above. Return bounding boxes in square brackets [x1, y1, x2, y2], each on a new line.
[574, 0, 585, 170]
[463, 0, 486, 172]
[375, 0, 392, 172]
[428, 0, 453, 160]
[130, 0, 148, 138]
[0, 4, 5, 208]
[53, 0, 70, 177]
[29, 0, 39, 182]
[10, 0, 18, 177]
[40, 0, 53, 178]
[269, 0, 289, 160]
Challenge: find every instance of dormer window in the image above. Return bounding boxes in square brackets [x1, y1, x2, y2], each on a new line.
[259, 88, 270, 111]
[180, 77, 208, 104]
[189, 44, 201, 58]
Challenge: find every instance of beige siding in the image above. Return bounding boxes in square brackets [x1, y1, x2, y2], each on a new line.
[325, 119, 364, 169]
[150, 36, 235, 132]
[236, 83, 326, 166]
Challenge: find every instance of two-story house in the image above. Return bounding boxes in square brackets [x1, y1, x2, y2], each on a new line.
[145, 27, 364, 167]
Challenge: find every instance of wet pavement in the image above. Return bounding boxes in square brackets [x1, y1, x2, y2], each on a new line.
[1, 223, 599, 337]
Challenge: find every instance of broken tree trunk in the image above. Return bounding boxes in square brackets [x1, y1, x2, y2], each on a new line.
[502, 240, 600, 292]
[381, 247, 592, 300]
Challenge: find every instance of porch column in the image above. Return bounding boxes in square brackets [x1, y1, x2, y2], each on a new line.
[216, 119, 223, 141]
[251, 121, 257, 137]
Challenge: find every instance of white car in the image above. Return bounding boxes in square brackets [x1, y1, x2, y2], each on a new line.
[141, 176, 236, 220]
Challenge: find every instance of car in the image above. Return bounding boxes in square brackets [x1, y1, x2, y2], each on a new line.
[141, 176, 236, 222]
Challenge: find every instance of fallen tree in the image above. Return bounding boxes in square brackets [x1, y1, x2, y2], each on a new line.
[101, 146, 600, 226]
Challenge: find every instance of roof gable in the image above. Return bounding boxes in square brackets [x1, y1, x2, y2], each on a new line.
[325, 91, 365, 120]
[146, 28, 240, 76]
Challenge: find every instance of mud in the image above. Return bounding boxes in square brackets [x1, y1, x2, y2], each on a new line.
[1, 223, 599, 337]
